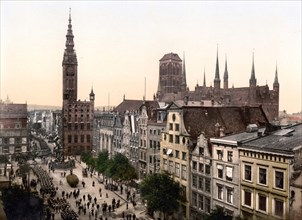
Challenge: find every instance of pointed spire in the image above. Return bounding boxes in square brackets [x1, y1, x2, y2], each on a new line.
[214, 45, 221, 89]
[90, 86, 95, 101]
[224, 54, 228, 80]
[65, 8, 75, 50]
[273, 62, 279, 91]
[214, 46, 220, 81]
[182, 52, 187, 91]
[223, 53, 229, 89]
[90, 86, 94, 95]
[274, 63, 279, 84]
[249, 51, 257, 87]
[203, 67, 206, 87]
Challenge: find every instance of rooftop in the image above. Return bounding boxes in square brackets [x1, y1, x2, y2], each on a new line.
[240, 123, 302, 155]
[159, 52, 182, 62]
[181, 105, 269, 140]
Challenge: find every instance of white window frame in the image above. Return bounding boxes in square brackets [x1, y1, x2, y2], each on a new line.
[226, 188, 233, 204]
[163, 159, 167, 171]
[242, 189, 253, 208]
[258, 166, 268, 186]
[217, 149, 223, 160]
[273, 198, 285, 218]
[181, 164, 187, 180]
[217, 164, 224, 179]
[175, 163, 180, 177]
[257, 193, 268, 213]
[226, 166, 233, 181]
[243, 164, 252, 182]
[169, 160, 174, 174]
[217, 184, 223, 200]
[274, 169, 285, 190]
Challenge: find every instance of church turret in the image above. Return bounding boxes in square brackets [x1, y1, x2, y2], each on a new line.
[181, 52, 187, 92]
[62, 9, 78, 101]
[273, 64, 279, 91]
[249, 52, 257, 87]
[223, 54, 228, 89]
[90, 87, 95, 101]
[203, 67, 206, 87]
[214, 48, 220, 89]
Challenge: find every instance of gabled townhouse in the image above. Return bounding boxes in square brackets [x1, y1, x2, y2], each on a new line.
[113, 98, 160, 177]
[161, 100, 269, 220]
[239, 123, 302, 220]
[122, 111, 140, 173]
[112, 114, 123, 156]
[190, 133, 212, 219]
[146, 102, 167, 174]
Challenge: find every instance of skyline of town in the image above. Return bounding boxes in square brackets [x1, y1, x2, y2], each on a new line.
[1, 1, 301, 113]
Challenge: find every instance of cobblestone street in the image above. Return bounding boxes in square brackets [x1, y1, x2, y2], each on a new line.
[12, 157, 150, 220]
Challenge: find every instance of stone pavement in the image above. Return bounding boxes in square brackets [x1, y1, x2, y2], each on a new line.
[38, 157, 151, 220]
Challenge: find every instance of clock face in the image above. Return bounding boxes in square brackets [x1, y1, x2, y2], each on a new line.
[67, 67, 73, 73]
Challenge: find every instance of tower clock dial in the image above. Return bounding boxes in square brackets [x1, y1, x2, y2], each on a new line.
[67, 66, 74, 74]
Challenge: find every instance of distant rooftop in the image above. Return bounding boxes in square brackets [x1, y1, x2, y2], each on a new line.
[159, 52, 182, 62]
[240, 123, 302, 155]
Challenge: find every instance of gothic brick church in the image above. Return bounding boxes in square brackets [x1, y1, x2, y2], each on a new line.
[62, 12, 95, 156]
[155, 52, 279, 122]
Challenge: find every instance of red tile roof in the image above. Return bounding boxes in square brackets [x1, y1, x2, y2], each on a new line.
[182, 106, 268, 139]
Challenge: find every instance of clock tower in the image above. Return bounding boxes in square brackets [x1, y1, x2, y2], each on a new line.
[62, 10, 78, 102]
[61, 11, 95, 157]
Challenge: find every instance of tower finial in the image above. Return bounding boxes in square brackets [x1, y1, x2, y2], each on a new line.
[214, 45, 220, 89]
[69, 8, 71, 23]
[274, 61, 279, 85]
[223, 53, 228, 89]
[203, 67, 206, 87]
[250, 50, 257, 86]
[182, 51, 187, 91]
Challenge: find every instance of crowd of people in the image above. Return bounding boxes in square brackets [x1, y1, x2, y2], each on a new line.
[26, 156, 145, 220]
[31, 165, 56, 197]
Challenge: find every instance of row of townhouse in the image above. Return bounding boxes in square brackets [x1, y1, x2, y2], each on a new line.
[160, 100, 269, 219]
[209, 123, 302, 220]
[95, 99, 165, 179]
[95, 97, 301, 220]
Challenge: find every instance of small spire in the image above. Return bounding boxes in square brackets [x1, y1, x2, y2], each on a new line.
[274, 63, 279, 84]
[214, 45, 220, 80]
[214, 45, 220, 89]
[223, 53, 229, 89]
[69, 8, 71, 23]
[203, 67, 206, 87]
[249, 50, 257, 86]
[182, 52, 187, 91]
[224, 53, 228, 80]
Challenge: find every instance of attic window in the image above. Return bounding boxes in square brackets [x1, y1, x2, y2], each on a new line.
[172, 113, 176, 122]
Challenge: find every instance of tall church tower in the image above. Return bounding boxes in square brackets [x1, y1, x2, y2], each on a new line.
[62, 11, 78, 102]
[156, 53, 183, 101]
[62, 11, 95, 157]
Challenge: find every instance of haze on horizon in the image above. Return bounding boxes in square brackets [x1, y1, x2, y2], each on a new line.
[0, 1, 301, 114]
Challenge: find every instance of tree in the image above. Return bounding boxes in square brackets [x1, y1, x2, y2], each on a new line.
[81, 152, 95, 171]
[139, 173, 182, 219]
[95, 151, 109, 175]
[2, 185, 44, 220]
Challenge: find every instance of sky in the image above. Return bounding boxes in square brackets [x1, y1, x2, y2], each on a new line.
[0, 1, 301, 113]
